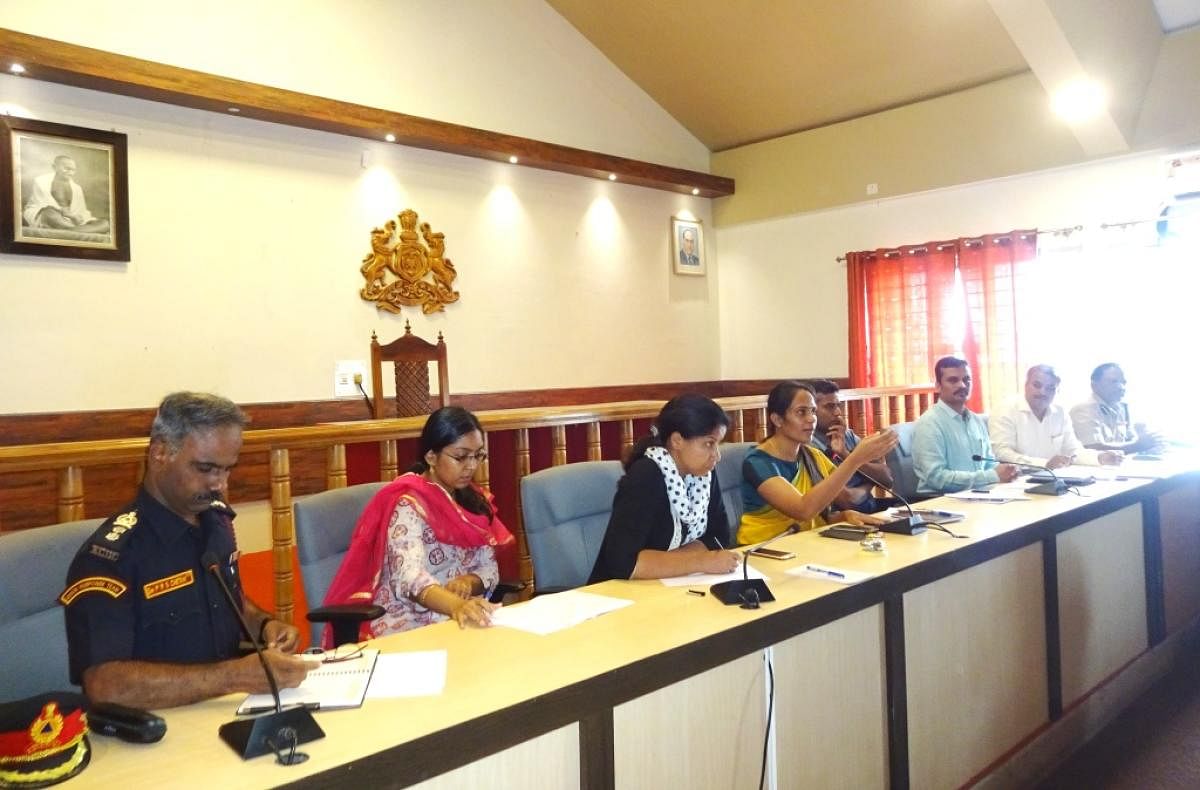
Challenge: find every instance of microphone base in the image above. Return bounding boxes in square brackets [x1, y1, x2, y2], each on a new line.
[219, 707, 325, 762]
[1026, 481, 1068, 496]
[878, 515, 927, 535]
[710, 579, 776, 608]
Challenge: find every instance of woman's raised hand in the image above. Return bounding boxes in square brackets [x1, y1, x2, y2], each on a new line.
[848, 429, 899, 463]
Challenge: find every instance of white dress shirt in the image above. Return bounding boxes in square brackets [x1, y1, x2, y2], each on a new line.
[989, 398, 1101, 467]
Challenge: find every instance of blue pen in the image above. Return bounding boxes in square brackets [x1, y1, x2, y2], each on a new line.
[804, 565, 845, 579]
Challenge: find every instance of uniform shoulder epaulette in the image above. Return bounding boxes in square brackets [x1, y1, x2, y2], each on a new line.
[83, 508, 140, 560]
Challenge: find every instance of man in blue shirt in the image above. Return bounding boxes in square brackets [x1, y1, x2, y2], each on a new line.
[913, 357, 1018, 493]
[808, 379, 893, 512]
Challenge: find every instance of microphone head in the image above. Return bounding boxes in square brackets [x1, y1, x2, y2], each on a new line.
[971, 454, 984, 462]
[200, 551, 221, 572]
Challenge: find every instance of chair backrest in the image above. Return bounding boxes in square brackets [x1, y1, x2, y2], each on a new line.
[715, 442, 754, 535]
[370, 320, 449, 418]
[0, 519, 102, 700]
[294, 482, 387, 646]
[885, 421, 920, 501]
[520, 461, 623, 592]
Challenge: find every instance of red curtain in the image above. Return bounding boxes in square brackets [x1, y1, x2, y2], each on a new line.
[847, 229, 1038, 414]
[847, 243, 958, 388]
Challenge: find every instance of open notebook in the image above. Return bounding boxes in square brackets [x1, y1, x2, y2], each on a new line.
[236, 648, 380, 715]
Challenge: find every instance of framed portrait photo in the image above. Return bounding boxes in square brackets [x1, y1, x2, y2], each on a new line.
[671, 216, 704, 276]
[0, 117, 130, 261]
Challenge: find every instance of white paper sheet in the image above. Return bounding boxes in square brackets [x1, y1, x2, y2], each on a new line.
[366, 650, 448, 698]
[658, 562, 769, 587]
[491, 590, 634, 636]
[787, 563, 875, 585]
[944, 489, 1029, 503]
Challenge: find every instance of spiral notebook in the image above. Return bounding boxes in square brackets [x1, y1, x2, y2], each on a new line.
[236, 649, 380, 715]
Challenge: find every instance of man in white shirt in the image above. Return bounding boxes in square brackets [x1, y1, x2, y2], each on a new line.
[991, 365, 1122, 469]
[1069, 363, 1163, 454]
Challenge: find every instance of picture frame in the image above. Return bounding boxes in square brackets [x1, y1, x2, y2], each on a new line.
[671, 216, 705, 276]
[0, 117, 130, 261]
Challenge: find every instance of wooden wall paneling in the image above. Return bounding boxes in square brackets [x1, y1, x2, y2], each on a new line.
[773, 606, 888, 789]
[904, 543, 1048, 789]
[408, 724, 580, 790]
[612, 651, 765, 789]
[1056, 504, 1148, 707]
[1158, 480, 1200, 633]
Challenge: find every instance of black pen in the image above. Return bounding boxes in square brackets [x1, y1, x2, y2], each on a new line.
[687, 589, 706, 597]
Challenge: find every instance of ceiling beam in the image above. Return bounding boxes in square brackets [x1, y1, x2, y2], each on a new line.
[0, 28, 733, 198]
[986, 0, 1163, 157]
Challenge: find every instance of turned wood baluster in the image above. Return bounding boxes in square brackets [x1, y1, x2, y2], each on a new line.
[587, 421, 602, 461]
[905, 393, 917, 423]
[475, 433, 491, 491]
[269, 448, 295, 625]
[514, 428, 533, 598]
[326, 443, 347, 490]
[621, 419, 634, 455]
[888, 395, 902, 428]
[871, 396, 885, 434]
[58, 466, 84, 523]
[755, 408, 768, 441]
[551, 425, 567, 466]
[380, 439, 398, 482]
[731, 410, 745, 443]
[920, 392, 933, 413]
[848, 400, 866, 436]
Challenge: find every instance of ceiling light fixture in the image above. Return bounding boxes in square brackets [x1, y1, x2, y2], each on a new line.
[384, 133, 396, 142]
[608, 173, 617, 181]
[227, 107, 240, 113]
[1052, 78, 1106, 123]
[691, 188, 700, 196]
[508, 155, 518, 164]
[9, 63, 25, 74]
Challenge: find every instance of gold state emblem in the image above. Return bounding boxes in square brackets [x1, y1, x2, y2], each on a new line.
[360, 209, 460, 314]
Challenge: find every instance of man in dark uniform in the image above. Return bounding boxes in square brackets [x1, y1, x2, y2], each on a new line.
[61, 392, 309, 708]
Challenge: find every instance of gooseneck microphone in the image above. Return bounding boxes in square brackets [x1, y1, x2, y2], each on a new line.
[203, 552, 324, 764]
[972, 454, 1066, 496]
[853, 468, 927, 535]
[711, 525, 800, 608]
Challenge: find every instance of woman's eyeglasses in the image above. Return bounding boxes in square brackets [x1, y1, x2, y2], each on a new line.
[441, 450, 488, 464]
[303, 642, 367, 664]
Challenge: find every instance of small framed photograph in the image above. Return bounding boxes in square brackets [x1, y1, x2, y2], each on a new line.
[671, 216, 705, 276]
[0, 117, 130, 261]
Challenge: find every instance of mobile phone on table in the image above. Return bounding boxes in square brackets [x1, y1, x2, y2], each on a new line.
[820, 524, 876, 541]
[748, 547, 795, 560]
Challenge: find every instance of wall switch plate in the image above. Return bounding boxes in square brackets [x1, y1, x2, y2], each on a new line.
[866, 183, 879, 195]
[334, 360, 368, 398]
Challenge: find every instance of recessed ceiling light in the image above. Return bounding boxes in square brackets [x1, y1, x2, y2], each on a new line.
[691, 188, 700, 196]
[227, 107, 240, 113]
[508, 155, 518, 164]
[9, 63, 25, 74]
[1052, 78, 1106, 123]
[384, 133, 396, 142]
[608, 173, 617, 181]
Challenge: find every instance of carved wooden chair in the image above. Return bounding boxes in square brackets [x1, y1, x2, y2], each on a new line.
[370, 321, 450, 418]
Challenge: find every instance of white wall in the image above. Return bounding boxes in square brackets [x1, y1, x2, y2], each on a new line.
[716, 150, 1183, 384]
[0, 2, 720, 414]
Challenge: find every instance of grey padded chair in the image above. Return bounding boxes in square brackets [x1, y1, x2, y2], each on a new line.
[520, 461, 623, 592]
[294, 482, 387, 647]
[715, 441, 754, 536]
[0, 518, 102, 700]
[885, 421, 930, 503]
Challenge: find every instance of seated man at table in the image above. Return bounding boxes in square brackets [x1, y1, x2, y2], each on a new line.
[913, 356, 1019, 493]
[61, 392, 310, 708]
[991, 365, 1122, 469]
[808, 379, 893, 512]
[1069, 363, 1164, 454]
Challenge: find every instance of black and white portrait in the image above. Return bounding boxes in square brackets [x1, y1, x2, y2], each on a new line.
[2, 118, 129, 261]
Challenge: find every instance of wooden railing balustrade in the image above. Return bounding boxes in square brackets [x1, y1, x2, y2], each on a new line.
[0, 385, 931, 622]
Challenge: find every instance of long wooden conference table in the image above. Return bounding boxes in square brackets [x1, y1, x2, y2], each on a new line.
[73, 459, 1200, 789]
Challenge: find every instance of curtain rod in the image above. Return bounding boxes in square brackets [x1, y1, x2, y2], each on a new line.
[835, 225, 1080, 263]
